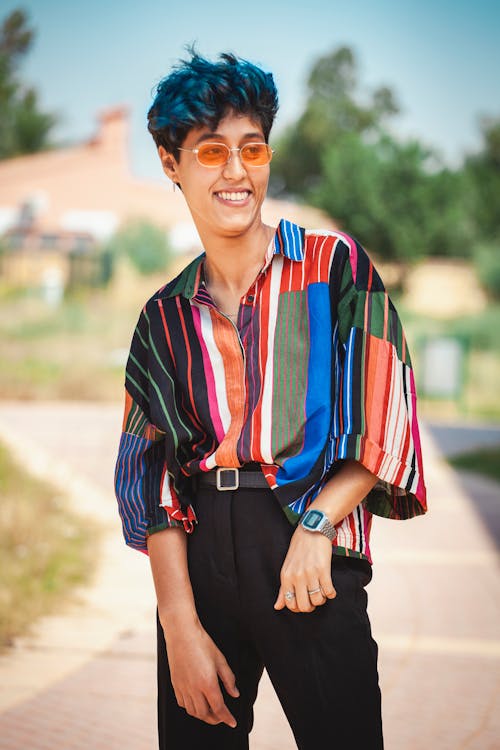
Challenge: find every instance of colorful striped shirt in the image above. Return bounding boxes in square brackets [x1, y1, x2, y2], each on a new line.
[114, 219, 427, 563]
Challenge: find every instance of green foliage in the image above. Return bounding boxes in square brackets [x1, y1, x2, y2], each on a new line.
[0, 9, 57, 159]
[270, 44, 495, 267]
[473, 240, 500, 301]
[270, 46, 399, 198]
[309, 132, 471, 260]
[449, 447, 500, 483]
[464, 117, 500, 241]
[105, 219, 172, 275]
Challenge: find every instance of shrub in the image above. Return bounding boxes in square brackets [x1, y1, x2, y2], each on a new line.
[106, 219, 172, 276]
[474, 240, 500, 300]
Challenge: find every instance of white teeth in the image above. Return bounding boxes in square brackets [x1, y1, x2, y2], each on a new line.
[217, 191, 249, 201]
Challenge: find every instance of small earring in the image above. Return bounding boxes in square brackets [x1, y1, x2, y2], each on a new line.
[172, 181, 176, 192]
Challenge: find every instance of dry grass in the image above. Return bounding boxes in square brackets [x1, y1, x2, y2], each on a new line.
[0, 259, 184, 401]
[0, 440, 98, 649]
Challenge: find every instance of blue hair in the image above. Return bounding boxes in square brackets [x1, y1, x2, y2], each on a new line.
[147, 49, 279, 157]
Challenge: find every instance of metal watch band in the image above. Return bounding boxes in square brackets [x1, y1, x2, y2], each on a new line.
[319, 515, 337, 541]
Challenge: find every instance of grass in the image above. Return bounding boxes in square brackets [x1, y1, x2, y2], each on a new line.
[396, 301, 500, 421]
[0, 440, 98, 650]
[0, 258, 187, 401]
[449, 446, 500, 484]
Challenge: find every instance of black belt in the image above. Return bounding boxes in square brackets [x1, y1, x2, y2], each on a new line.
[198, 467, 269, 491]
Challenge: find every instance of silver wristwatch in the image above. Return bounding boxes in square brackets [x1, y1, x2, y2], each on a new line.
[300, 509, 337, 541]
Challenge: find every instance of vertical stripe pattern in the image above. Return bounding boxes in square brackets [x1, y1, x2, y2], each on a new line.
[115, 219, 427, 561]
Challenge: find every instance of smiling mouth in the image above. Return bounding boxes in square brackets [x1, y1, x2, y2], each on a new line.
[215, 190, 251, 202]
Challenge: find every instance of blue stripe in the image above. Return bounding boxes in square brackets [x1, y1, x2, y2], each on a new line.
[274, 219, 304, 261]
[115, 432, 150, 549]
[331, 323, 341, 439]
[276, 283, 331, 484]
[343, 328, 356, 436]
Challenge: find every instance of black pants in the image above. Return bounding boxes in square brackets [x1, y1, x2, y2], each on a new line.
[157, 485, 384, 749]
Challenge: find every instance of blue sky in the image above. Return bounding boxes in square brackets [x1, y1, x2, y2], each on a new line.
[4, 0, 499, 179]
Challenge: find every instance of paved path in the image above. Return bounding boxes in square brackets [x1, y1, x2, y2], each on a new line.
[0, 402, 499, 749]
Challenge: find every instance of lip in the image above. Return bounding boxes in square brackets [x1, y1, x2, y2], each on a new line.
[214, 189, 252, 207]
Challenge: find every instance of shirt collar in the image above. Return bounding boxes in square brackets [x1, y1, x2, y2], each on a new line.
[161, 218, 305, 301]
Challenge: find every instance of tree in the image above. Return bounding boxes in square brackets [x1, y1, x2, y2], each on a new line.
[270, 45, 477, 263]
[465, 117, 500, 299]
[310, 131, 472, 261]
[270, 46, 399, 197]
[0, 9, 57, 159]
[464, 116, 500, 241]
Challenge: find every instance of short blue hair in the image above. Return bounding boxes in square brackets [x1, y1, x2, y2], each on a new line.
[147, 49, 279, 157]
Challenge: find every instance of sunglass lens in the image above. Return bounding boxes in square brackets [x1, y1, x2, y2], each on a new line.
[241, 143, 272, 166]
[197, 143, 229, 166]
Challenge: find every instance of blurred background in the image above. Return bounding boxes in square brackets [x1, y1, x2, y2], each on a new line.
[0, 0, 499, 412]
[0, 2, 499, 749]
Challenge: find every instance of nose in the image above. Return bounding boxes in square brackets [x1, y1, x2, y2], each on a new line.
[222, 148, 247, 179]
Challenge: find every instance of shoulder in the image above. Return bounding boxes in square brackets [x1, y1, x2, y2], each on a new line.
[305, 227, 384, 293]
[138, 253, 205, 320]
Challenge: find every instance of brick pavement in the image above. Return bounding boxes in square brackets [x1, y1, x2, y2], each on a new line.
[0, 402, 499, 750]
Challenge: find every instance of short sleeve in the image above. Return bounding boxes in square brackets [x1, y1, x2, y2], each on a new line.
[114, 306, 196, 553]
[330, 235, 427, 519]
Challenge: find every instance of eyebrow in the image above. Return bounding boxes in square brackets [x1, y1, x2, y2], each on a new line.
[195, 131, 265, 145]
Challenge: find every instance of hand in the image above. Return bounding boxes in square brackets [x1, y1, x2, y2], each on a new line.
[274, 525, 337, 613]
[163, 621, 239, 727]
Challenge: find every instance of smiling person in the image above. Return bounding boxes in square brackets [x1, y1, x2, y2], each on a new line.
[114, 50, 427, 750]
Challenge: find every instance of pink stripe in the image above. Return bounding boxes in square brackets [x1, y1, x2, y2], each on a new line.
[335, 230, 359, 284]
[191, 306, 225, 442]
[362, 506, 373, 564]
[409, 370, 427, 507]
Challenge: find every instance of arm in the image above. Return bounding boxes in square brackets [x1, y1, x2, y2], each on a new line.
[148, 528, 239, 727]
[274, 459, 377, 613]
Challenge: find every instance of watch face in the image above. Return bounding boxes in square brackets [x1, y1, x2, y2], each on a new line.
[302, 510, 323, 530]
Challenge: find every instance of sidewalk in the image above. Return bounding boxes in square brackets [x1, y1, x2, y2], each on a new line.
[0, 402, 498, 750]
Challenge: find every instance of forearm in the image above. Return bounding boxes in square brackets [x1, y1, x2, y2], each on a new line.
[147, 527, 199, 641]
[311, 459, 378, 525]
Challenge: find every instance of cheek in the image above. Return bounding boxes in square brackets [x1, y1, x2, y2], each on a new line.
[255, 170, 270, 192]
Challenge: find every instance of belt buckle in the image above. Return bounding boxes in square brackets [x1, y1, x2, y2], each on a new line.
[216, 467, 239, 491]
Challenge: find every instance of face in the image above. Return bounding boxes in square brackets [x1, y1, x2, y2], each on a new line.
[158, 111, 271, 242]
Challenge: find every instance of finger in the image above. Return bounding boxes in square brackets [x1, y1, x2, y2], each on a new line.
[307, 582, 327, 606]
[281, 581, 300, 611]
[274, 587, 286, 610]
[194, 695, 220, 726]
[319, 570, 337, 599]
[184, 696, 197, 719]
[295, 583, 315, 613]
[206, 686, 237, 728]
[174, 689, 185, 708]
[217, 658, 240, 698]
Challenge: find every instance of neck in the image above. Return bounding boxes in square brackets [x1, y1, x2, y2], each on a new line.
[200, 221, 275, 294]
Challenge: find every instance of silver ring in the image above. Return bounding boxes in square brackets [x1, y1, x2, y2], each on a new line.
[307, 587, 322, 595]
[284, 590, 295, 601]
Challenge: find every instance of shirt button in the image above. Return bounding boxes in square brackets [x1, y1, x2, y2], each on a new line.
[247, 295, 254, 303]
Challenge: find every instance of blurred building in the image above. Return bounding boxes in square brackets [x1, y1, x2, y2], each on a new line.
[0, 108, 335, 287]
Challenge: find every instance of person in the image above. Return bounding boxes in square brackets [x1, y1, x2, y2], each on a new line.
[114, 49, 427, 750]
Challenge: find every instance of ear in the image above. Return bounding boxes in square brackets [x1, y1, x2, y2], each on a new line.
[158, 145, 180, 185]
